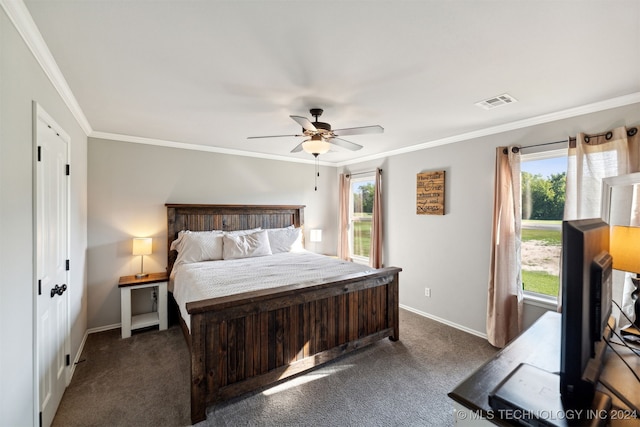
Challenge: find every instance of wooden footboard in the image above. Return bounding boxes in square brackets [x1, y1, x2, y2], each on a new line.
[165, 204, 401, 424]
[187, 267, 401, 424]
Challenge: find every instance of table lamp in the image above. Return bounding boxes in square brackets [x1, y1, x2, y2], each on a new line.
[310, 229, 322, 243]
[310, 229, 322, 253]
[609, 225, 640, 337]
[132, 237, 152, 278]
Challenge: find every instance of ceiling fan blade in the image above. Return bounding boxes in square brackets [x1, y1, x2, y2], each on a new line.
[290, 142, 305, 153]
[332, 125, 384, 137]
[328, 137, 363, 151]
[290, 115, 317, 132]
[247, 134, 303, 139]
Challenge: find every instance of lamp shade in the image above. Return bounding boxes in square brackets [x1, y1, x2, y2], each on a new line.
[302, 135, 330, 155]
[310, 229, 323, 243]
[610, 226, 640, 274]
[132, 237, 152, 256]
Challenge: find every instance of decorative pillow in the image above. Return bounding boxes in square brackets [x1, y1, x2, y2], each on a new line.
[172, 230, 224, 265]
[222, 229, 272, 260]
[267, 227, 303, 253]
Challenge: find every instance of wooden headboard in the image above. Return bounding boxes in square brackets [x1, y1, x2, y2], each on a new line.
[165, 204, 305, 274]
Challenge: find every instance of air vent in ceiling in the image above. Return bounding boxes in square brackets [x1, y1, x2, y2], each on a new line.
[475, 93, 518, 110]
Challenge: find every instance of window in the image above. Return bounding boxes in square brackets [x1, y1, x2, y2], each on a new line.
[521, 150, 567, 299]
[350, 176, 375, 264]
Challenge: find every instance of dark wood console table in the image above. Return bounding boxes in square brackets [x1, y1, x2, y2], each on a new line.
[448, 311, 640, 426]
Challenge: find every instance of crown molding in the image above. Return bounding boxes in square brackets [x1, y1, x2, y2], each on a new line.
[93, 92, 640, 168]
[337, 92, 640, 167]
[1, 0, 92, 135]
[89, 131, 334, 166]
[5, 0, 638, 167]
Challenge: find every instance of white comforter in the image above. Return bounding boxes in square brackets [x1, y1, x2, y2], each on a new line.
[171, 251, 374, 331]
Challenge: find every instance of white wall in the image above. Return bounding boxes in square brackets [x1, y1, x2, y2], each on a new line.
[87, 138, 337, 329]
[343, 103, 640, 336]
[0, 7, 88, 426]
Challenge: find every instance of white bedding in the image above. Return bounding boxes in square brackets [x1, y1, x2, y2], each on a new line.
[171, 251, 374, 331]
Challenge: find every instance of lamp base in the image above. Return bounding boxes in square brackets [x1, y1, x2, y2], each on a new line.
[620, 276, 640, 341]
[135, 273, 149, 279]
[620, 326, 640, 344]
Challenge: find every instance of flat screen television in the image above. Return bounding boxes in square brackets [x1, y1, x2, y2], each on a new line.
[560, 218, 613, 408]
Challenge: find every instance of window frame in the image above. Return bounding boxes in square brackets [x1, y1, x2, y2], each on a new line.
[520, 148, 567, 304]
[349, 175, 375, 265]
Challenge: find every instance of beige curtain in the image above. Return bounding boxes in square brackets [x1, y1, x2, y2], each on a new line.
[563, 125, 639, 320]
[487, 146, 522, 348]
[338, 173, 351, 261]
[369, 168, 383, 268]
[564, 126, 639, 220]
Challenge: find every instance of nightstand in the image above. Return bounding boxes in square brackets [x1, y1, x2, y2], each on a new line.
[118, 272, 168, 338]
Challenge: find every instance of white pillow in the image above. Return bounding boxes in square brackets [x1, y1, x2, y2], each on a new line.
[267, 227, 303, 253]
[172, 230, 224, 265]
[225, 227, 262, 236]
[170, 229, 222, 251]
[222, 229, 272, 260]
[179, 229, 221, 235]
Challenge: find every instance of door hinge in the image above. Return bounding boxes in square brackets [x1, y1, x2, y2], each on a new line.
[37, 146, 42, 162]
[38, 280, 42, 296]
[66, 164, 70, 176]
[66, 260, 70, 271]
[66, 354, 71, 366]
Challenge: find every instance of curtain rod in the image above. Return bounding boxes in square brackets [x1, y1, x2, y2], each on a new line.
[506, 127, 638, 154]
[346, 169, 381, 178]
[507, 138, 573, 154]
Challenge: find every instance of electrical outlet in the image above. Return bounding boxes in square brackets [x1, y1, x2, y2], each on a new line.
[151, 290, 157, 302]
[425, 288, 431, 298]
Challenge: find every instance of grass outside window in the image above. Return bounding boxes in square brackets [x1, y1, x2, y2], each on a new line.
[522, 270, 559, 296]
[352, 218, 371, 258]
[521, 221, 561, 298]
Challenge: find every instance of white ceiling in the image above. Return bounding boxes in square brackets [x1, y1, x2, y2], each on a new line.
[20, 0, 640, 164]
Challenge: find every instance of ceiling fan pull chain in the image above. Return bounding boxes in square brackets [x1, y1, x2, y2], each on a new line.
[314, 156, 319, 191]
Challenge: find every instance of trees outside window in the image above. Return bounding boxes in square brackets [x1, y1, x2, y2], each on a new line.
[522, 171, 566, 220]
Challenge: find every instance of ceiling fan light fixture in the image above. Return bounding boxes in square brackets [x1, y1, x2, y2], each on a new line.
[248, 108, 381, 157]
[302, 135, 330, 155]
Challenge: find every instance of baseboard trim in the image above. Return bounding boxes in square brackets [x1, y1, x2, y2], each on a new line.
[66, 330, 88, 384]
[400, 304, 487, 339]
[87, 323, 121, 334]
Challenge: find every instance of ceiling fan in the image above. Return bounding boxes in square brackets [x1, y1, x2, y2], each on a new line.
[247, 108, 384, 157]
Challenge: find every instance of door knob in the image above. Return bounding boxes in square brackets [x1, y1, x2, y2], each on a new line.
[50, 284, 67, 298]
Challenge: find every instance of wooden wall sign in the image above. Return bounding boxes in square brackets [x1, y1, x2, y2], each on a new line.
[417, 170, 445, 215]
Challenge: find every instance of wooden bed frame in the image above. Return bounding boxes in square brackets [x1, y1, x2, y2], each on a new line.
[166, 204, 401, 424]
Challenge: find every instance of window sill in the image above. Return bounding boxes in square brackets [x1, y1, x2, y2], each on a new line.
[351, 255, 370, 266]
[523, 292, 557, 311]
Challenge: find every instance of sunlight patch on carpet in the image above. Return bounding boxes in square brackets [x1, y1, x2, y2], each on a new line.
[262, 365, 354, 396]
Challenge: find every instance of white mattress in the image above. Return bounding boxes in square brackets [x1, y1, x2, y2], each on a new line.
[171, 251, 374, 331]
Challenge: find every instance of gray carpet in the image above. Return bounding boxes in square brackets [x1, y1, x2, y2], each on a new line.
[52, 309, 497, 427]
